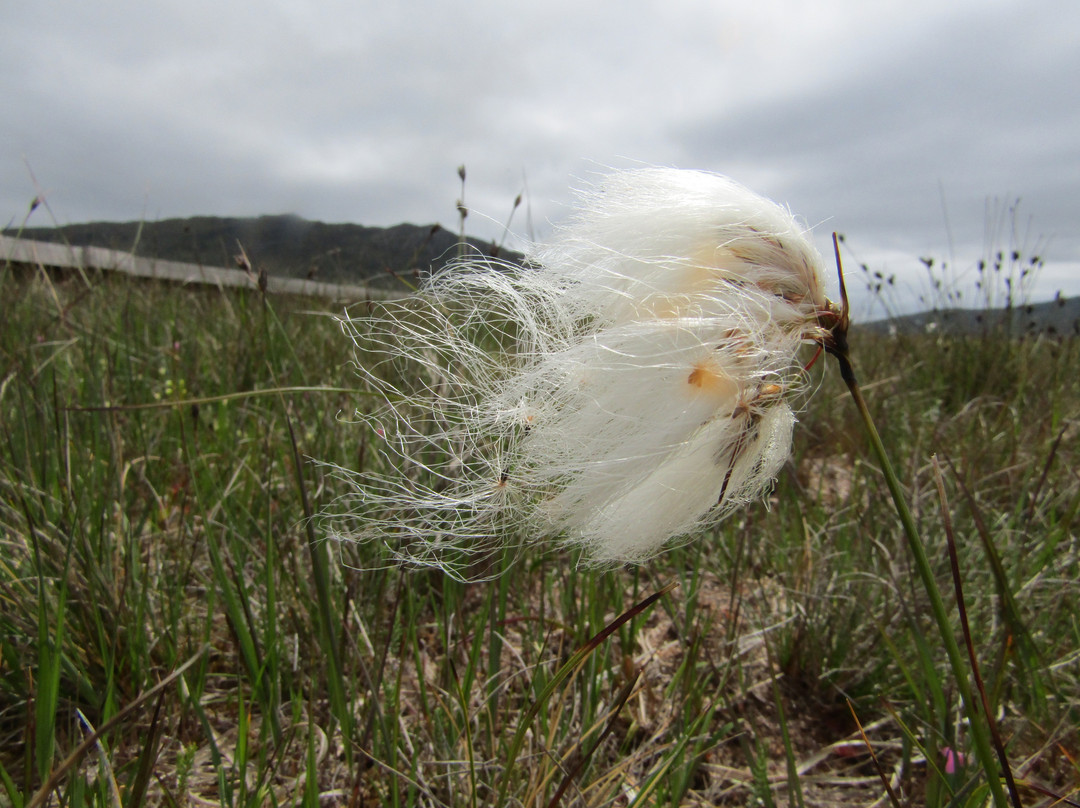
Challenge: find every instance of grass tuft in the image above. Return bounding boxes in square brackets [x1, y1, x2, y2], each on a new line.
[1, 246, 1078, 805]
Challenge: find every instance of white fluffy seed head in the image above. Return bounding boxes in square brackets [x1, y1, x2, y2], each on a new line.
[532, 168, 826, 330]
[323, 168, 827, 580]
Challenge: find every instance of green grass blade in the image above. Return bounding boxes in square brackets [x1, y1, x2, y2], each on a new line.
[283, 404, 353, 760]
[496, 580, 677, 805]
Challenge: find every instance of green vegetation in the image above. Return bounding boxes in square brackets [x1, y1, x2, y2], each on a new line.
[1, 258, 1078, 807]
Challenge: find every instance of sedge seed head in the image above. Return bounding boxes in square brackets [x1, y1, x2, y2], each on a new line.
[324, 168, 827, 579]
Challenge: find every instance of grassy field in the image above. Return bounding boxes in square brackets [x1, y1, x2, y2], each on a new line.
[1, 259, 1078, 807]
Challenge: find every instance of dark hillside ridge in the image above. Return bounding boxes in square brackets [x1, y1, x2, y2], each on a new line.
[8, 215, 1075, 336]
[8, 215, 521, 288]
[856, 295, 1080, 338]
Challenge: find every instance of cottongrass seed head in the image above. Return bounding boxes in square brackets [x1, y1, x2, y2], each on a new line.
[325, 168, 828, 580]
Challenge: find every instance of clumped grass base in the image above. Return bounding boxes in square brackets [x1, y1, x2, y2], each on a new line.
[2, 262, 1078, 806]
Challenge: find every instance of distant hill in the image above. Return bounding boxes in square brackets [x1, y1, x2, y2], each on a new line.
[6, 215, 520, 289]
[8, 216, 1077, 337]
[858, 294, 1080, 338]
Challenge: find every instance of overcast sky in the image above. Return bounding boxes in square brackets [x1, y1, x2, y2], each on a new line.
[4, 0, 1078, 316]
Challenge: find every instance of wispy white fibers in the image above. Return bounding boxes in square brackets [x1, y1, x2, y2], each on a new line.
[325, 168, 827, 579]
[532, 168, 826, 330]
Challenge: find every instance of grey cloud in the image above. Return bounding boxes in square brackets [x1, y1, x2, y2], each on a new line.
[675, 2, 1080, 296]
[3, 1, 1077, 311]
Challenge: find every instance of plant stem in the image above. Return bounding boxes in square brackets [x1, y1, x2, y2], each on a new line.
[835, 352, 1009, 807]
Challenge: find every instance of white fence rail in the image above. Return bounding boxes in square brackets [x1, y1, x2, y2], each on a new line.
[1, 234, 398, 300]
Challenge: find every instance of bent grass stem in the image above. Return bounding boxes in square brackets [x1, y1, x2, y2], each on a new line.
[830, 338, 1009, 807]
[827, 232, 1010, 806]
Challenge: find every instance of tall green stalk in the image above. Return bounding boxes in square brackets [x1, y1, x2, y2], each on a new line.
[824, 238, 1008, 806]
[842, 365, 1003, 802]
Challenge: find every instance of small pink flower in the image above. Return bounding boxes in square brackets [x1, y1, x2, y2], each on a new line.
[943, 747, 967, 775]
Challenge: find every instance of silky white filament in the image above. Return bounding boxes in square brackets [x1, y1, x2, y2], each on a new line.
[325, 168, 827, 579]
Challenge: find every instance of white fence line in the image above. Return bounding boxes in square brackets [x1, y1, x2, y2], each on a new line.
[1, 234, 402, 300]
